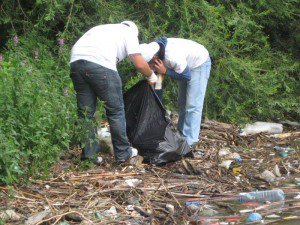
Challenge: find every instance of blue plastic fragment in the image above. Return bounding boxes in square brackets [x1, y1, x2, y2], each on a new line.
[236, 158, 243, 162]
[247, 213, 262, 221]
[185, 201, 201, 207]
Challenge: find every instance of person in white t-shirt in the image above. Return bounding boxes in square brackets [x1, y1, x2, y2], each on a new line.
[70, 21, 157, 164]
[140, 37, 211, 147]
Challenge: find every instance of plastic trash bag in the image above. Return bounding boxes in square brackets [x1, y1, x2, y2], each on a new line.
[123, 80, 191, 165]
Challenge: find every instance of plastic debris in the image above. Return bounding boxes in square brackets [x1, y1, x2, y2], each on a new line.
[239, 122, 283, 136]
[125, 178, 142, 187]
[266, 214, 280, 219]
[0, 209, 21, 221]
[94, 212, 103, 219]
[165, 204, 175, 215]
[239, 189, 285, 202]
[97, 127, 111, 138]
[125, 205, 134, 211]
[218, 148, 231, 157]
[273, 165, 281, 177]
[278, 151, 288, 158]
[283, 216, 298, 220]
[219, 160, 233, 169]
[104, 206, 117, 215]
[247, 212, 262, 222]
[233, 168, 241, 175]
[25, 210, 51, 225]
[185, 201, 201, 207]
[274, 146, 296, 152]
[261, 170, 276, 182]
[186, 204, 200, 214]
[294, 194, 300, 199]
[199, 205, 219, 216]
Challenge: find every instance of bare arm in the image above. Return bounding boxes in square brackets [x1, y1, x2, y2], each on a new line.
[129, 53, 152, 77]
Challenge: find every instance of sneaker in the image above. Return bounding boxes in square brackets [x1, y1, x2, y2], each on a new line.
[131, 147, 138, 157]
[116, 147, 142, 166]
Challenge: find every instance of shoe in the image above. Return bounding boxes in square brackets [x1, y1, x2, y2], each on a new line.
[115, 147, 143, 166]
[129, 155, 144, 166]
[131, 147, 138, 157]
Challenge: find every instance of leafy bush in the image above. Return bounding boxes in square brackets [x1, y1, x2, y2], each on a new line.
[0, 34, 77, 183]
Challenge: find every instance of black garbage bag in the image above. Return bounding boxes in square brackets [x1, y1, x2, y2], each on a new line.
[123, 80, 191, 165]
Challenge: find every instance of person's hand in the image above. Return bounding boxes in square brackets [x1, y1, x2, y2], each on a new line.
[154, 59, 167, 75]
[146, 72, 158, 85]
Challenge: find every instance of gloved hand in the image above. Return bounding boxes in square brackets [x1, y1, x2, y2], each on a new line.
[146, 72, 158, 85]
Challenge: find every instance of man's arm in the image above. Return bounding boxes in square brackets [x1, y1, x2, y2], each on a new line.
[129, 53, 153, 76]
[129, 53, 157, 84]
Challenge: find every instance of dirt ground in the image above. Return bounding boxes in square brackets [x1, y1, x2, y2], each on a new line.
[1, 120, 299, 225]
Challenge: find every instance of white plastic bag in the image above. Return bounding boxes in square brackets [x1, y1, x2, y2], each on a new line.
[240, 122, 283, 136]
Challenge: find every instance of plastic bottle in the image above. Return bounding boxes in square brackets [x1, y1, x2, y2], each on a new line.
[239, 189, 285, 203]
[239, 122, 283, 136]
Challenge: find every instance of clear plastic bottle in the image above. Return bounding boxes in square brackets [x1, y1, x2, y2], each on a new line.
[239, 122, 283, 136]
[239, 189, 285, 202]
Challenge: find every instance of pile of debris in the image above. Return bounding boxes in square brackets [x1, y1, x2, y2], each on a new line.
[0, 120, 299, 224]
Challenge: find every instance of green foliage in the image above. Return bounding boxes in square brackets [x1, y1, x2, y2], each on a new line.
[0, 0, 299, 183]
[0, 33, 77, 184]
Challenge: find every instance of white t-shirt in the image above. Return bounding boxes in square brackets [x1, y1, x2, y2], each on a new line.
[164, 38, 209, 73]
[70, 24, 140, 71]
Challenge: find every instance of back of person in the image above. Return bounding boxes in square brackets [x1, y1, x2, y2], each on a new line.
[70, 24, 139, 71]
[165, 38, 209, 70]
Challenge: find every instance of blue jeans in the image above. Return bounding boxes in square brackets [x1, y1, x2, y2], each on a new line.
[70, 60, 132, 162]
[177, 57, 211, 145]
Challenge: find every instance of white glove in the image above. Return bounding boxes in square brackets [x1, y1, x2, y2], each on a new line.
[146, 72, 158, 85]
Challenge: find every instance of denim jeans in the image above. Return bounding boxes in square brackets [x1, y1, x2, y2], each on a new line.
[177, 57, 211, 145]
[70, 60, 132, 161]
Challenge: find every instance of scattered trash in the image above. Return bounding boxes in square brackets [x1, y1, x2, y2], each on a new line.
[274, 146, 296, 152]
[104, 206, 117, 215]
[125, 205, 134, 211]
[294, 193, 300, 199]
[266, 214, 281, 219]
[186, 204, 200, 214]
[94, 212, 103, 219]
[1, 118, 299, 224]
[239, 189, 285, 202]
[98, 127, 113, 155]
[233, 167, 241, 175]
[283, 216, 299, 220]
[278, 151, 288, 158]
[165, 204, 175, 215]
[239, 122, 283, 136]
[218, 148, 231, 157]
[0, 209, 21, 221]
[247, 212, 262, 222]
[97, 127, 111, 138]
[25, 210, 51, 225]
[125, 178, 142, 187]
[199, 205, 219, 216]
[261, 170, 276, 182]
[273, 164, 281, 177]
[45, 184, 50, 189]
[185, 201, 201, 207]
[219, 160, 233, 169]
